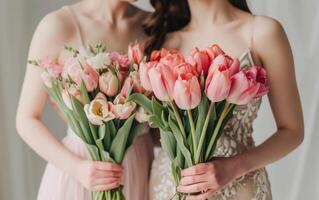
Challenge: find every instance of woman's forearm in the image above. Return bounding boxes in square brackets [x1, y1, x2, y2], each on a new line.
[234, 127, 304, 177]
[16, 116, 81, 175]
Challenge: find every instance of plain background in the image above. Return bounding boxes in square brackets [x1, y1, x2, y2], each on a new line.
[0, 0, 318, 199]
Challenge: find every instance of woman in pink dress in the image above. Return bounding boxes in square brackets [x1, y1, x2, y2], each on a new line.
[16, 0, 153, 199]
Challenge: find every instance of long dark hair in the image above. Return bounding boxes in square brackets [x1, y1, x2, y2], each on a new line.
[143, 0, 251, 56]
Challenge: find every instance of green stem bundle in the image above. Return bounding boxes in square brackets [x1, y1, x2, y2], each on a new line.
[195, 102, 215, 164]
[187, 109, 197, 159]
[205, 102, 231, 160]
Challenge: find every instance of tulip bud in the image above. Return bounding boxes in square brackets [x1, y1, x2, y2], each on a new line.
[205, 55, 240, 102]
[173, 73, 202, 110]
[99, 71, 119, 97]
[111, 95, 137, 120]
[139, 62, 156, 91]
[128, 44, 145, 64]
[205, 44, 225, 60]
[148, 63, 176, 101]
[227, 66, 269, 105]
[187, 48, 211, 74]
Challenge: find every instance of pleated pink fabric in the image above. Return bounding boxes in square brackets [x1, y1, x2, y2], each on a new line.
[37, 126, 154, 200]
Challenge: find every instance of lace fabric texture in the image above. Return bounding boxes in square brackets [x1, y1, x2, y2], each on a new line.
[149, 51, 272, 200]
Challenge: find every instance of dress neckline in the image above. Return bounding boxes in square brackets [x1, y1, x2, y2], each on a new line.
[239, 49, 255, 66]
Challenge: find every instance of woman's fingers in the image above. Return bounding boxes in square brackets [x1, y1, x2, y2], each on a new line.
[185, 189, 214, 200]
[179, 173, 208, 186]
[92, 181, 121, 192]
[94, 161, 123, 172]
[181, 163, 209, 177]
[177, 182, 210, 194]
[94, 170, 122, 178]
[93, 177, 120, 186]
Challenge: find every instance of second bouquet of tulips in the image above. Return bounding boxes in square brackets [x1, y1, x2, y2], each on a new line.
[129, 45, 269, 199]
[29, 43, 149, 200]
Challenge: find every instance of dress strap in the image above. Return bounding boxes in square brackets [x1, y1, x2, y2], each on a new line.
[248, 16, 256, 51]
[64, 6, 85, 46]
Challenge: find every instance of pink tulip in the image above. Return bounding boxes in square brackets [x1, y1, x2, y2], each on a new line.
[173, 62, 197, 78]
[139, 62, 156, 91]
[121, 71, 145, 97]
[205, 55, 240, 102]
[62, 85, 84, 110]
[173, 73, 202, 110]
[118, 55, 131, 69]
[210, 54, 240, 75]
[148, 63, 176, 101]
[187, 48, 211, 74]
[253, 66, 269, 97]
[205, 44, 225, 60]
[227, 66, 269, 105]
[111, 95, 137, 120]
[151, 48, 176, 62]
[128, 44, 145, 64]
[159, 50, 185, 69]
[68, 84, 83, 103]
[81, 63, 99, 91]
[109, 52, 131, 70]
[99, 71, 119, 97]
[150, 50, 161, 62]
[63, 57, 83, 84]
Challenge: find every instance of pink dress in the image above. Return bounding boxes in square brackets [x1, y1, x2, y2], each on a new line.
[38, 126, 154, 200]
[37, 6, 154, 200]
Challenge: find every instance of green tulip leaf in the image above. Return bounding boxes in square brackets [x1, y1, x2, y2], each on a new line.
[168, 116, 193, 167]
[109, 114, 135, 163]
[160, 129, 177, 162]
[127, 93, 152, 113]
[125, 122, 144, 149]
[70, 95, 94, 144]
[80, 81, 91, 104]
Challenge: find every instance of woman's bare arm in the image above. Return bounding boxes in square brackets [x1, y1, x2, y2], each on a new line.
[16, 10, 123, 191]
[235, 16, 304, 173]
[16, 11, 79, 174]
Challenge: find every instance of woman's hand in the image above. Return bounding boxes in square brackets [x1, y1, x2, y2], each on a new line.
[177, 157, 242, 200]
[73, 159, 124, 192]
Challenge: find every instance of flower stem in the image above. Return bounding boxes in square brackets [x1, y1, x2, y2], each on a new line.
[204, 102, 231, 160]
[195, 102, 215, 164]
[187, 109, 197, 159]
[170, 101, 187, 139]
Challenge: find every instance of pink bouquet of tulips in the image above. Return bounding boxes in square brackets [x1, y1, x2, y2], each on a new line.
[129, 45, 269, 199]
[29, 43, 149, 200]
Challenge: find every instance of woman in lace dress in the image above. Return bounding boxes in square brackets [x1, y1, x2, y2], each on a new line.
[16, 1, 154, 199]
[144, 0, 304, 199]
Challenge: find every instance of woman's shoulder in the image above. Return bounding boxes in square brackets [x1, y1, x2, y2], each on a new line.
[28, 6, 78, 60]
[250, 15, 288, 54]
[38, 7, 76, 39]
[249, 15, 291, 65]
[252, 15, 285, 38]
